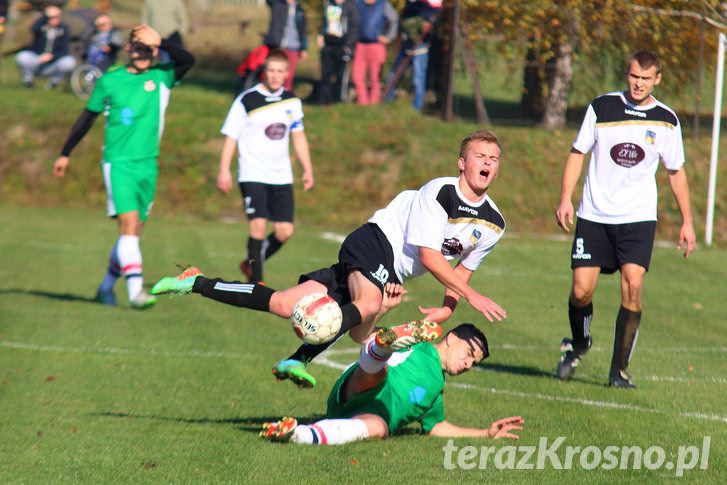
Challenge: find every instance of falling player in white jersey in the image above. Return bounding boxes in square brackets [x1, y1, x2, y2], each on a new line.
[152, 129, 508, 387]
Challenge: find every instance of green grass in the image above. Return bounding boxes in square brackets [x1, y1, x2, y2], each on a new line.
[1, 205, 725, 483]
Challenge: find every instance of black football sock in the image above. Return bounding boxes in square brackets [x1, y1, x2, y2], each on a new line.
[263, 233, 284, 260]
[568, 299, 593, 354]
[192, 276, 275, 311]
[246, 237, 264, 282]
[286, 303, 363, 364]
[610, 306, 641, 375]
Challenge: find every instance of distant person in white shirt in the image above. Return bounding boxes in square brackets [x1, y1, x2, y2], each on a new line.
[216, 49, 314, 284]
[554, 50, 696, 388]
[152, 129, 507, 388]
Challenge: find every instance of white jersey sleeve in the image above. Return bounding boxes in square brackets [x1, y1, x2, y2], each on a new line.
[404, 181, 449, 251]
[573, 103, 597, 153]
[290, 99, 305, 132]
[220, 94, 247, 139]
[660, 117, 685, 170]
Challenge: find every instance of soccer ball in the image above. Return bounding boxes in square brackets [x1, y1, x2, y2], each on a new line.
[290, 293, 342, 345]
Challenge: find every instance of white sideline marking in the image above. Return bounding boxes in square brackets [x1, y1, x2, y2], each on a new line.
[321, 232, 346, 244]
[0, 340, 253, 360]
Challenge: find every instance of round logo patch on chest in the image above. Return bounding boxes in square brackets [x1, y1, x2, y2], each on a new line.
[265, 123, 287, 140]
[144, 80, 156, 92]
[610, 142, 645, 168]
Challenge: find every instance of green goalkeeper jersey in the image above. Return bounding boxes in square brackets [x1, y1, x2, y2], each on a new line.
[87, 63, 176, 162]
[327, 342, 446, 434]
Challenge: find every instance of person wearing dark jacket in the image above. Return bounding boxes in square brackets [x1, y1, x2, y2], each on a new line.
[264, 0, 308, 91]
[15, 5, 77, 88]
[317, 0, 359, 104]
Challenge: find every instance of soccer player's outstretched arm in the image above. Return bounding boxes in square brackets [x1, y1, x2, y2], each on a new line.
[419, 262, 471, 323]
[667, 168, 696, 258]
[53, 109, 101, 177]
[429, 417, 524, 439]
[419, 247, 506, 322]
[555, 147, 585, 233]
[291, 130, 314, 191]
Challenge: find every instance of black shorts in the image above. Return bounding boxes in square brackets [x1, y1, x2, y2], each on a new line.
[571, 218, 657, 274]
[238, 182, 294, 222]
[298, 223, 401, 305]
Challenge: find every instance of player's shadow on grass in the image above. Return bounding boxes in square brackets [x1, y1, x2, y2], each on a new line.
[0, 288, 97, 304]
[478, 363, 606, 387]
[95, 411, 326, 434]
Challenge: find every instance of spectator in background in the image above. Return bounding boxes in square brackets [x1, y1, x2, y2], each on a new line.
[385, 0, 441, 111]
[141, 0, 189, 62]
[83, 13, 124, 71]
[317, 0, 359, 105]
[352, 0, 398, 105]
[263, 0, 308, 91]
[16, 5, 76, 89]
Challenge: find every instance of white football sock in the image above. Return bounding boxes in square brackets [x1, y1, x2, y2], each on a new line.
[98, 239, 121, 293]
[117, 234, 143, 299]
[294, 419, 369, 445]
[358, 340, 392, 374]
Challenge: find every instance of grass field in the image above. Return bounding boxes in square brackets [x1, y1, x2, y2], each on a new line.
[1, 204, 725, 483]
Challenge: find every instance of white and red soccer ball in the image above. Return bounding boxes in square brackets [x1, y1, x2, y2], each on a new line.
[290, 293, 342, 345]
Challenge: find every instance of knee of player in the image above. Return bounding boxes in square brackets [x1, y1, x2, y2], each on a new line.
[357, 414, 389, 439]
[355, 299, 382, 321]
[275, 227, 294, 242]
[570, 285, 594, 305]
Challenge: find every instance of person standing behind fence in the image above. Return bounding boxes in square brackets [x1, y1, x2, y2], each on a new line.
[263, 0, 308, 91]
[16, 6, 77, 89]
[317, 0, 359, 105]
[352, 0, 397, 105]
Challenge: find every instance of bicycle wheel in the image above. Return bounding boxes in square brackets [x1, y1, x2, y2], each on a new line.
[70, 64, 102, 99]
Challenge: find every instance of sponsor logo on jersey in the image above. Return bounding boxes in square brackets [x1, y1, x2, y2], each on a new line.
[470, 228, 482, 245]
[624, 108, 646, 118]
[441, 238, 463, 256]
[645, 130, 656, 144]
[610, 142, 645, 168]
[286, 109, 293, 121]
[265, 95, 282, 102]
[265, 123, 287, 140]
[458, 205, 478, 216]
[408, 386, 427, 404]
[144, 80, 156, 92]
[370, 264, 389, 285]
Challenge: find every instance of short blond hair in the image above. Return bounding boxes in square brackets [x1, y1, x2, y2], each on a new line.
[459, 129, 501, 159]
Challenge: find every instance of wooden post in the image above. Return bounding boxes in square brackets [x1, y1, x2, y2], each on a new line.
[459, 15, 490, 125]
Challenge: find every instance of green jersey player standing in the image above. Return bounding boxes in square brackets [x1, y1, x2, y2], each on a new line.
[53, 24, 195, 309]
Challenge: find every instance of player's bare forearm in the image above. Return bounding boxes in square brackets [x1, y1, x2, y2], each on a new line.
[419, 247, 473, 300]
[429, 421, 491, 438]
[291, 130, 314, 190]
[217, 136, 237, 194]
[668, 168, 696, 257]
[555, 149, 585, 232]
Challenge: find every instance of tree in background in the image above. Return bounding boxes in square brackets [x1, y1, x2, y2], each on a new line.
[464, 0, 723, 129]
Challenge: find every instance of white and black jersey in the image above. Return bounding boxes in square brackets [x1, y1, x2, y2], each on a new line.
[369, 177, 505, 282]
[573, 91, 685, 224]
[221, 83, 304, 185]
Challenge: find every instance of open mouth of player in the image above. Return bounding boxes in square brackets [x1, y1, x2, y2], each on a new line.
[480, 169, 490, 178]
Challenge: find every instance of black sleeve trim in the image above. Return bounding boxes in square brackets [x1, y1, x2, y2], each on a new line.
[160, 39, 195, 81]
[60, 109, 100, 157]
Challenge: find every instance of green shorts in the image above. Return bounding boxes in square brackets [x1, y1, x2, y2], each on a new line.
[102, 158, 158, 221]
[326, 363, 394, 429]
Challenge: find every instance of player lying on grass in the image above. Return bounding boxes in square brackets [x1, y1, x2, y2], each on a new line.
[261, 321, 524, 444]
[152, 129, 507, 388]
